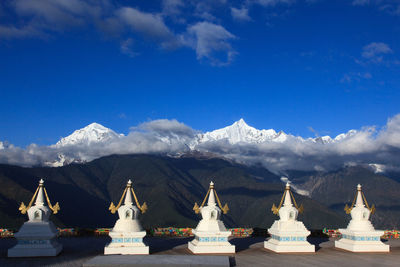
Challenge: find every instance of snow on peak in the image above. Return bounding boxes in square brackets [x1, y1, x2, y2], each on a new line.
[196, 119, 281, 145]
[313, 135, 334, 144]
[54, 122, 123, 147]
[368, 163, 385, 174]
[334, 130, 357, 142]
[194, 119, 356, 146]
[0, 141, 4, 150]
[233, 118, 248, 127]
[43, 119, 359, 167]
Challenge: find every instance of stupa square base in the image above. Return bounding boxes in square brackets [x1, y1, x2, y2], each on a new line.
[105, 231, 149, 255]
[188, 240, 235, 254]
[8, 242, 62, 257]
[264, 239, 315, 253]
[335, 229, 389, 252]
[104, 245, 149, 255]
[265, 228, 315, 253]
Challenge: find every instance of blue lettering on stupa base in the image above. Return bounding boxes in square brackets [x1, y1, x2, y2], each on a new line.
[196, 236, 228, 242]
[341, 234, 380, 242]
[271, 234, 307, 242]
[111, 237, 143, 243]
[18, 239, 50, 245]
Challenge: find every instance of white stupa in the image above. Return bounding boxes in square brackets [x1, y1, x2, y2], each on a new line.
[8, 179, 62, 257]
[264, 182, 315, 253]
[188, 181, 235, 254]
[104, 179, 149, 255]
[335, 184, 389, 252]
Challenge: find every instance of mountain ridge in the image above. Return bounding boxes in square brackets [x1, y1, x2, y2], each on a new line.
[54, 119, 358, 149]
[0, 154, 349, 229]
[41, 119, 359, 167]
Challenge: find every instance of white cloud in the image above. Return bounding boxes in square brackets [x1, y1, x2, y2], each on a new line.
[180, 21, 237, 66]
[340, 72, 372, 83]
[162, 0, 184, 16]
[362, 42, 393, 60]
[137, 119, 196, 138]
[116, 7, 173, 40]
[231, 7, 251, 21]
[377, 114, 400, 148]
[0, 0, 113, 39]
[380, 4, 400, 16]
[352, 1, 400, 16]
[120, 38, 138, 57]
[253, 0, 295, 7]
[352, 0, 370, 6]
[3, 115, 400, 173]
[0, 24, 43, 39]
[14, 0, 108, 28]
[0, 0, 298, 64]
[192, 0, 227, 21]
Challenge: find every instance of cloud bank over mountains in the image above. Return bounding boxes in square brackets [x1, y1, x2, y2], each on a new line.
[2, 115, 400, 174]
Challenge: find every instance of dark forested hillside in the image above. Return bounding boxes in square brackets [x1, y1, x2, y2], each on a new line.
[292, 166, 400, 228]
[2, 154, 387, 230]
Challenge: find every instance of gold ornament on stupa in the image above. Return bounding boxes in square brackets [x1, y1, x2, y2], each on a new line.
[193, 181, 229, 214]
[19, 179, 60, 214]
[109, 180, 147, 214]
[271, 182, 303, 215]
[344, 184, 375, 214]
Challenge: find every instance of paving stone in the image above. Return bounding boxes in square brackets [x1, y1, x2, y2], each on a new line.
[83, 255, 230, 267]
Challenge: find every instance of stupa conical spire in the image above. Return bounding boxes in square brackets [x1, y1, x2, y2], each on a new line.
[345, 184, 375, 214]
[193, 181, 229, 214]
[35, 179, 45, 206]
[109, 179, 147, 214]
[207, 181, 217, 206]
[19, 179, 60, 215]
[124, 180, 134, 205]
[283, 182, 293, 207]
[355, 184, 364, 207]
[272, 182, 303, 215]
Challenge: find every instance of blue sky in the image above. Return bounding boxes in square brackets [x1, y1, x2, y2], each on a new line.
[1, 0, 400, 146]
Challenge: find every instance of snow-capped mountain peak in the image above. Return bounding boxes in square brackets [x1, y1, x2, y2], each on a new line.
[233, 118, 249, 127]
[53, 122, 123, 148]
[195, 119, 357, 146]
[0, 141, 4, 150]
[196, 119, 282, 145]
[334, 129, 357, 141]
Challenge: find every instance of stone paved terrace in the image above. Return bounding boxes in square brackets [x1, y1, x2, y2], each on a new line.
[1, 237, 399, 266]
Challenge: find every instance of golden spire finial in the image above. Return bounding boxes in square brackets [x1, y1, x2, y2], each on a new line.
[344, 184, 375, 214]
[19, 179, 60, 214]
[193, 181, 229, 214]
[271, 182, 303, 215]
[109, 179, 148, 214]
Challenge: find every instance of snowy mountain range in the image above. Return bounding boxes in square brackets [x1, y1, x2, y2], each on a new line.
[42, 119, 358, 167]
[52, 119, 356, 149]
[194, 118, 287, 145]
[193, 118, 356, 145]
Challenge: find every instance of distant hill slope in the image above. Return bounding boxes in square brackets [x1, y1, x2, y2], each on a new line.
[293, 166, 400, 228]
[0, 154, 346, 229]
